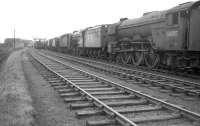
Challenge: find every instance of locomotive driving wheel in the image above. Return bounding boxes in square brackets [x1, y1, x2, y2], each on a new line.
[97, 50, 101, 58]
[132, 51, 144, 66]
[116, 53, 126, 64]
[144, 50, 160, 68]
[126, 53, 134, 65]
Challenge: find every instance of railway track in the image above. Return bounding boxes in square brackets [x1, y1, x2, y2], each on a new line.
[29, 50, 200, 126]
[40, 50, 200, 100]
[44, 50, 200, 79]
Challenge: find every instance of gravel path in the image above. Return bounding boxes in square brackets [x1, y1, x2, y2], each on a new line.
[0, 48, 35, 126]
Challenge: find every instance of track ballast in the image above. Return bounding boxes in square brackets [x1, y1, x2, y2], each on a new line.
[41, 50, 200, 100]
[29, 50, 200, 126]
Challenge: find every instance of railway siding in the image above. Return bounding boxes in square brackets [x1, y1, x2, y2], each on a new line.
[41, 50, 200, 100]
[29, 50, 200, 126]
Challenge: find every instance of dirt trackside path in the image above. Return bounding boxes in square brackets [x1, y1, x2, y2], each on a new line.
[0, 48, 35, 126]
[22, 50, 84, 126]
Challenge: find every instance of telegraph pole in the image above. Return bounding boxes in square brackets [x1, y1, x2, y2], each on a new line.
[13, 29, 15, 48]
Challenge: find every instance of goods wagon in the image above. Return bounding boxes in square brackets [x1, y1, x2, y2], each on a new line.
[52, 39, 56, 47]
[34, 41, 45, 49]
[47, 40, 50, 47]
[47, 38, 59, 51]
[59, 34, 72, 47]
[58, 33, 79, 53]
[78, 30, 85, 47]
[48, 39, 54, 47]
[52, 37, 59, 51]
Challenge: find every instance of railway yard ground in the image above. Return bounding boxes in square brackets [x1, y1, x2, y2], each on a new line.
[0, 48, 84, 126]
[0, 48, 35, 126]
[0, 48, 200, 126]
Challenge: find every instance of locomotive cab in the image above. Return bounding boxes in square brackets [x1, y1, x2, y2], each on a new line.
[162, 1, 200, 69]
[188, 1, 200, 51]
[165, 1, 200, 52]
[164, 2, 192, 51]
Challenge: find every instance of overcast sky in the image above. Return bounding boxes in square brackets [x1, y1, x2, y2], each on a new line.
[0, 0, 192, 42]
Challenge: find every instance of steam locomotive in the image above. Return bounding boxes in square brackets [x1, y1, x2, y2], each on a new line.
[36, 1, 200, 71]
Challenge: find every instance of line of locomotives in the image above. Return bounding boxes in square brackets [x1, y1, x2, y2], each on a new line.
[35, 1, 200, 72]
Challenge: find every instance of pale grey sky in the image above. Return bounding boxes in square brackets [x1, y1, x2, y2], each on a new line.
[0, 0, 191, 42]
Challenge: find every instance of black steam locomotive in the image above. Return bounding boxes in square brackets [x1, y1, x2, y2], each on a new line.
[35, 1, 200, 71]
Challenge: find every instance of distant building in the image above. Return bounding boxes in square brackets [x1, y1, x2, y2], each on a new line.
[4, 38, 33, 48]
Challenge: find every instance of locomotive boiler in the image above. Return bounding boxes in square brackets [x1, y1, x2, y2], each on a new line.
[107, 1, 200, 70]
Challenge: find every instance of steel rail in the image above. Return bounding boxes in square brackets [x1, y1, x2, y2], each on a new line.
[35, 51, 200, 121]
[30, 52, 139, 126]
[41, 50, 200, 96]
[42, 50, 200, 87]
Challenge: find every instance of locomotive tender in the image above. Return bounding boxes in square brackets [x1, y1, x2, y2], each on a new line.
[36, 1, 200, 70]
[77, 25, 110, 57]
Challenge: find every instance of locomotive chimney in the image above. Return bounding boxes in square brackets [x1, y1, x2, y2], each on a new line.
[120, 18, 128, 22]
